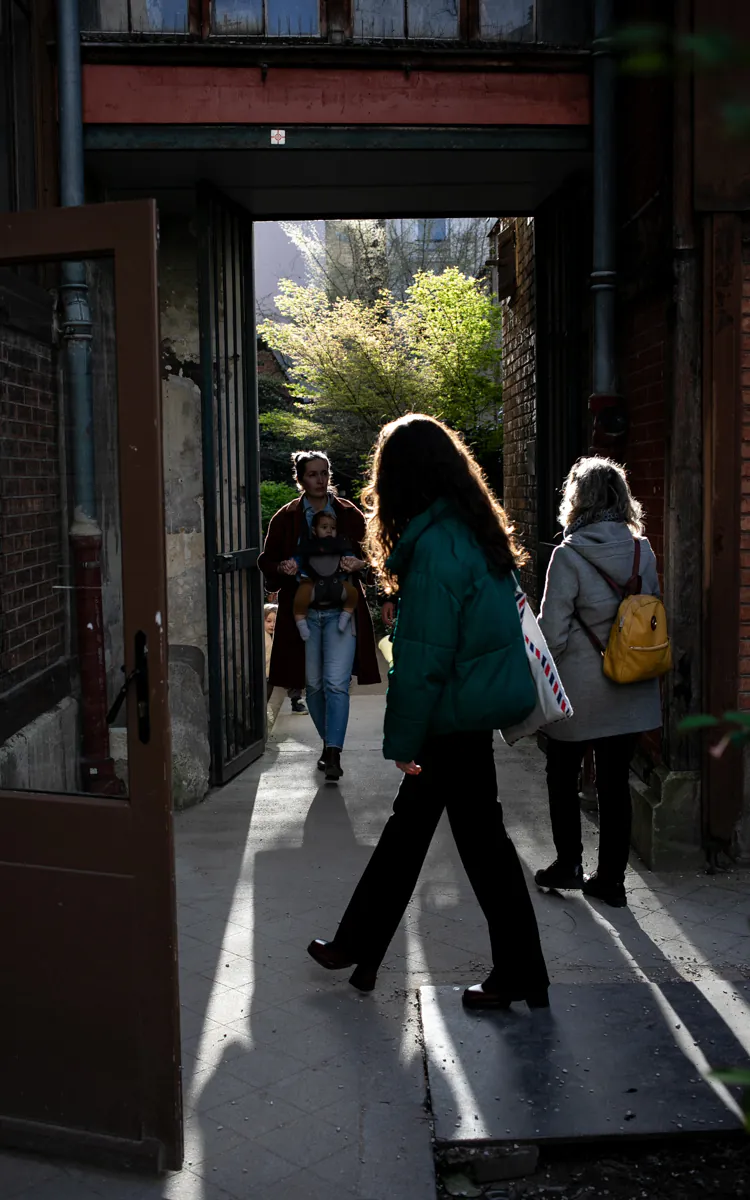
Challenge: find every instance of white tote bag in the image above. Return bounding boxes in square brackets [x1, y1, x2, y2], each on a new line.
[500, 579, 574, 746]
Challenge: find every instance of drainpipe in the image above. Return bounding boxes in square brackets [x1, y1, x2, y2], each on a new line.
[57, 0, 123, 795]
[589, 0, 626, 449]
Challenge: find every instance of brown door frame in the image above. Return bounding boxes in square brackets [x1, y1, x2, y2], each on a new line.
[702, 212, 744, 860]
[0, 201, 182, 1169]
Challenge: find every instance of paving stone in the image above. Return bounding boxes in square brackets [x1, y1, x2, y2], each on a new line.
[194, 1141, 297, 1197]
[184, 1064, 254, 1114]
[4, 1175, 102, 1200]
[255, 1110, 352, 1167]
[222, 1044, 306, 1089]
[421, 981, 749, 1144]
[308, 1143, 364, 1189]
[0, 1155, 61, 1200]
[3, 696, 749, 1200]
[274, 1168, 358, 1200]
[201, 1088, 306, 1139]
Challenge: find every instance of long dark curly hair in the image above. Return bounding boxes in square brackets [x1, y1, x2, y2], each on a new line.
[363, 414, 526, 592]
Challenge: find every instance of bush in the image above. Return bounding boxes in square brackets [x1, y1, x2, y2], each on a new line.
[260, 480, 298, 533]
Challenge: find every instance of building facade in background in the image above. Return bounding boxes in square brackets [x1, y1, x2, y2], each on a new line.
[7, 0, 749, 868]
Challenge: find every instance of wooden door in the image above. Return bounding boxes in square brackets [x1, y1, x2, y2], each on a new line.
[0, 201, 182, 1170]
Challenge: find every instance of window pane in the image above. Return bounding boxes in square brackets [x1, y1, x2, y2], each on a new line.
[213, 0, 264, 33]
[417, 217, 447, 243]
[353, 0, 404, 39]
[130, 0, 189, 32]
[0, 258, 132, 798]
[480, 0, 534, 41]
[82, 0, 190, 32]
[409, 0, 459, 39]
[266, 0, 319, 36]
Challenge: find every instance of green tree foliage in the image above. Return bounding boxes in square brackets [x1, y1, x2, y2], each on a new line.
[257, 368, 335, 487]
[258, 268, 502, 474]
[260, 480, 298, 534]
[277, 218, 490, 306]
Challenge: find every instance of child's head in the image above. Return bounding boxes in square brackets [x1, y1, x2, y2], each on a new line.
[312, 511, 337, 539]
[264, 603, 278, 635]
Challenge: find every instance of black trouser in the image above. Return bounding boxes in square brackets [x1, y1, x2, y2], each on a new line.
[545, 734, 637, 886]
[333, 731, 549, 993]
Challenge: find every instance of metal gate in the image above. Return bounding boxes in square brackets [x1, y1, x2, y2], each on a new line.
[197, 185, 266, 784]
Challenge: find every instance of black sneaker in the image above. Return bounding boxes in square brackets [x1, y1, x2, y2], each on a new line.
[534, 860, 583, 890]
[291, 698, 307, 715]
[317, 744, 326, 771]
[582, 872, 627, 908]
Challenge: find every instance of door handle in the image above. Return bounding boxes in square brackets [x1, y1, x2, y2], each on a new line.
[134, 630, 150, 744]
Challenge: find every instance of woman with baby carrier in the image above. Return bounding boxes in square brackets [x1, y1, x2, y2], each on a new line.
[307, 414, 550, 1008]
[534, 457, 667, 909]
[258, 451, 380, 781]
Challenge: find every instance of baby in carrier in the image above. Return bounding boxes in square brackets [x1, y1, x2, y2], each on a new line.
[293, 511, 359, 641]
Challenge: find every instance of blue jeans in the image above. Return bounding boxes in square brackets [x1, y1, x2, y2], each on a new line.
[304, 609, 356, 750]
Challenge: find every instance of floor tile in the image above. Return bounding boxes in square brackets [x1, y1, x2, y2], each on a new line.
[0, 1156, 63, 1200]
[254, 1110, 352, 1168]
[194, 1142, 297, 1198]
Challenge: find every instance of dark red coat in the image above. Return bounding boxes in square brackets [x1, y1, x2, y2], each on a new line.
[258, 495, 381, 690]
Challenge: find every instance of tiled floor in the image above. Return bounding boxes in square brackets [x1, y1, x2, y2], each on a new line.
[2, 689, 749, 1199]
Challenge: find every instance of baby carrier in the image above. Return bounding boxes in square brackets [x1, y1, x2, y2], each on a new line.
[299, 530, 354, 609]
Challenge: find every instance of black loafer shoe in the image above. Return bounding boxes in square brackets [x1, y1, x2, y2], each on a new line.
[462, 984, 550, 1011]
[534, 860, 583, 890]
[307, 939, 354, 971]
[582, 872, 627, 908]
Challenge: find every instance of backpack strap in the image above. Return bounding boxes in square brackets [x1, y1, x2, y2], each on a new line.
[569, 537, 643, 655]
[569, 537, 642, 599]
[573, 610, 606, 656]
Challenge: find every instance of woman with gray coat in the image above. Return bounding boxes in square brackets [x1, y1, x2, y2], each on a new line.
[535, 457, 662, 908]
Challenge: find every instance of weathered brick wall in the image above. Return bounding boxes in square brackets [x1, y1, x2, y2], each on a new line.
[0, 327, 65, 690]
[500, 216, 537, 597]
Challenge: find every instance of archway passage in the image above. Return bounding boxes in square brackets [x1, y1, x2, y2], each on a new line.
[86, 125, 590, 218]
[87, 126, 590, 788]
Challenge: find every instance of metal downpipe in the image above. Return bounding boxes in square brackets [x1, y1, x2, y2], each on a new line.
[589, 0, 624, 448]
[57, 0, 122, 794]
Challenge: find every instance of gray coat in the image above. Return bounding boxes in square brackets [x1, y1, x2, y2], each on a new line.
[538, 522, 663, 742]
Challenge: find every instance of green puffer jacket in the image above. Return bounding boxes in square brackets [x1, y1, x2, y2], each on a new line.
[383, 498, 535, 762]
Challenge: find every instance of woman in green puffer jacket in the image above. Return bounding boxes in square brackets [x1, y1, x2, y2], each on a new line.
[308, 414, 550, 1010]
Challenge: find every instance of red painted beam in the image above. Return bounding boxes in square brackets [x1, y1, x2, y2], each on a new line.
[82, 65, 589, 126]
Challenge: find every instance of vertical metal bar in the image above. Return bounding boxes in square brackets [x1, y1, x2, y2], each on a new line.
[221, 209, 240, 754]
[197, 187, 223, 783]
[243, 218, 265, 744]
[212, 201, 231, 766]
[230, 212, 249, 742]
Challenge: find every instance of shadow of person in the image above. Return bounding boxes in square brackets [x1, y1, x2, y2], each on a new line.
[187, 773, 435, 1200]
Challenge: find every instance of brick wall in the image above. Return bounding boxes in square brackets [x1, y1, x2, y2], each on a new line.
[500, 216, 538, 597]
[739, 225, 750, 709]
[0, 326, 65, 691]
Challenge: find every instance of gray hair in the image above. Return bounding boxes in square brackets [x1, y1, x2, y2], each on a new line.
[558, 456, 644, 534]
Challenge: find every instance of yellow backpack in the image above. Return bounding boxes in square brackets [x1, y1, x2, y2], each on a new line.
[574, 540, 672, 685]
